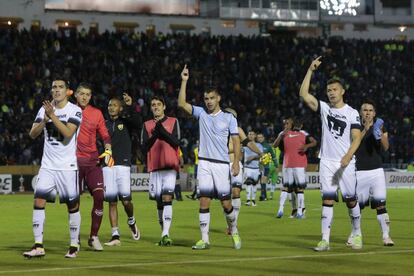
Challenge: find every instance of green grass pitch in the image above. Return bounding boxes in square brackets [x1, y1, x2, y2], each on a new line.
[0, 190, 413, 275]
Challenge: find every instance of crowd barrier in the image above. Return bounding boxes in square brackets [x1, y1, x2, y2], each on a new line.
[1, 171, 414, 194]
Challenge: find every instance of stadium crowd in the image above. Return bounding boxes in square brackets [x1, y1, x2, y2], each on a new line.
[0, 28, 413, 166]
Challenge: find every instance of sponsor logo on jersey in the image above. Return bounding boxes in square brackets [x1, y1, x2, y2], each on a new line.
[118, 124, 124, 130]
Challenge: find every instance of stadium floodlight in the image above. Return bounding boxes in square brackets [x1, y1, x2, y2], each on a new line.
[320, 0, 360, 16]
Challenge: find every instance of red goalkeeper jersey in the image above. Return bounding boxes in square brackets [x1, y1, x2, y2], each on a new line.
[76, 105, 111, 166]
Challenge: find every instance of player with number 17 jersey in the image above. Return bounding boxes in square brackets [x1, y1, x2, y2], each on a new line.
[35, 102, 82, 170]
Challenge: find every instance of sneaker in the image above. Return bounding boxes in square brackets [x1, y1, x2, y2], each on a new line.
[314, 240, 330, 252]
[276, 210, 283, 218]
[289, 209, 298, 218]
[351, 235, 363, 250]
[232, 233, 242, 250]
[296, 213, 305, 219]
[383, 237, 394, 246]
[23, 244, 45, 258]
[88, 236, 103, 251]
[65, 245, 79, 258]
[185, 195, 196, 200]
[156, 235, 173, 246]
[128, 222, 141, 240]
[346, 234, 353, 247]
[192, 240, 210, 250]
[104, 235, 121, 246]
[251, 200, 257, 207]
[245, 200, 251, 206]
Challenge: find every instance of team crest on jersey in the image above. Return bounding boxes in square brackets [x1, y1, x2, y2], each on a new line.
[327, 115, 346, 139]
[118, 124, 124, 130]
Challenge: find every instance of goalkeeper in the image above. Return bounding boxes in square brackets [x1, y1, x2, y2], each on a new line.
[268, 150, 279, 200]
[75, 83, 112, 251]
[257, 133, 278, 201]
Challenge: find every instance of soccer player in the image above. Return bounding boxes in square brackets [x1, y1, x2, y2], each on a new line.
[300, 56, 362, 251]
[24, 78, 82, 258]
[275, 117, 317, 219]
[256, 132, 278, 201]
[273, 118, 297, 217]
[347, 100, 394, 246]
[141, 96, 180, 246]
[243, 130, 264, 206]
[224, 108, 262, 231]
[75, 83, 112, 251]
[178, 65, 242, 250]
[103, 93, 141, 246]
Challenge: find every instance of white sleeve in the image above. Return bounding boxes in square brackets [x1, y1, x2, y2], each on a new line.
[34, 107, 45, 123]
[191, 105, 205, 119]
[350, 109, 362, 130]
[68, 106, 82, 127]
[229, 115, 239, 136]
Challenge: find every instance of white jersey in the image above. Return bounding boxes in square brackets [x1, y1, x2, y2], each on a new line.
[192, 106, 238, 163]
[34, 102, 82, 170]
[318, 100, 361, 162]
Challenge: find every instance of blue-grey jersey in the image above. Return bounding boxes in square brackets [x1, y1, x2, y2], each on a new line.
[244, 143, 263, 169]
[192, 105, 238, 163]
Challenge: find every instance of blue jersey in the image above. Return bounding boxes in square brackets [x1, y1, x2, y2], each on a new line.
[244, 143, 263, 169]
[192, 106, 238, 163]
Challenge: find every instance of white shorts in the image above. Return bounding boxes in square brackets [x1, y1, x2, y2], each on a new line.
[356, 168, 387, 209]
[149, 169, 177, 201]
[34, 168, 79, 204]
[230, 162, 243, 188]
[243, 167, 260, 184]
[103, 166, 131, 202]
[319, 159, 357, 202]
[284, 167, 307, 189]
[197, 159, 231, 200]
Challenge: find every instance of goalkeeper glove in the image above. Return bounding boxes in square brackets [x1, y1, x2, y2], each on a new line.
[260, 153, 272, 165]
[99, 149, 114, 167]
[373, 118, 384, 140]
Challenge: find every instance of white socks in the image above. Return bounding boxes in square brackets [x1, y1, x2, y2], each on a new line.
[33, 209, 45, 244]
[321, 206, 333, 242]
[69, 211, 81, 246]
[162, 204, 173, 237]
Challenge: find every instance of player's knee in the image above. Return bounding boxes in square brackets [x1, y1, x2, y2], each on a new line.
[92, 189, 104, 201]
[122, 200, 131, 206]
[34, 198, 46, 209]
[371, 199, 386, 209]
[67, 202, 79, 213]
[346, 200, 357, 209]
[322, 202, 334, 207]
[244, 178, 254, 186]
[376, 207, 387, 215]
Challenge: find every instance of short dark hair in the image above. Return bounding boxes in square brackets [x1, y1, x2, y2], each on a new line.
[361, 99, 376, 111]
[76, 82, 93, 93]
[151, 95, 165, 106]
[52, 76, 70, 88]
[327, 78, 344, 88]
[204, 87, 220, 96]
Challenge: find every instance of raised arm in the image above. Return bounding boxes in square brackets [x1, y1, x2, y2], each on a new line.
[178, 65, 192, 115]
[299, 56, 321, 112]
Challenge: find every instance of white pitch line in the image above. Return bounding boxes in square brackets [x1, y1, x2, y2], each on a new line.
[2, 249, 414, 274]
